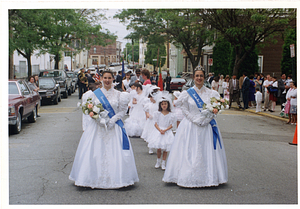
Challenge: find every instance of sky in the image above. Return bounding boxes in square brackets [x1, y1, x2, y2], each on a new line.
[100, 9, 132, 50]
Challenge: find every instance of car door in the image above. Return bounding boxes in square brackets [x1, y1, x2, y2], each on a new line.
[17, 81, 33, 115]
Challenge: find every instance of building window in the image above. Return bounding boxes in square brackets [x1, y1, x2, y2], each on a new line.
[258, 56, 263, 73]
[93, 48, 96, 53]
[92, 56, 98, 65]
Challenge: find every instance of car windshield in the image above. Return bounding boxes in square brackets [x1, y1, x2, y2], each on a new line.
[67, 73, 74, 78]
[171, 78, 186, 82]
[9, 82, 19, 94]
[39, 79, 55, 88]
[40, 71, 62, 77]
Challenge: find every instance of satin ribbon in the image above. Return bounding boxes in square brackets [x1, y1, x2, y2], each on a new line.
[93, 88, 130, 150]
[187, 87, 222, 150]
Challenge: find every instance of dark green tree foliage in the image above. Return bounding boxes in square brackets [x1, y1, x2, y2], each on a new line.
[125, 42, 139, 63]
[212, 38, 231, 76]
[200, 9, 295, 76]
[281, 27, 296, 79]
[145, 43, 166, 71]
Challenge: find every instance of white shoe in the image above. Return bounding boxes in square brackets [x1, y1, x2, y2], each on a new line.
[161, 160, 166, 170]
[149, 148, 154, 155]
[155, 159, 161, 168]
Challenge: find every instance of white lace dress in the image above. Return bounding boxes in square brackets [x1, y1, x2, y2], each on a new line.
[141, 99, 159, 142]
[162, 86, 228, 188]
[147, 111, 175, 152]
[69, 87, 139, 189]
[124, 92, 147, 137]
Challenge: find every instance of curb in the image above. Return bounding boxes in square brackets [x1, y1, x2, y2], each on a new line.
[231, 106, 289, 122]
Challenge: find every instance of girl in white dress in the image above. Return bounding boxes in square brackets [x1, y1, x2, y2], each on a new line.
[122, 72, 131, 92]
[69, 71, 139, 189]
[222, 76, 230, 101]
[148, 95, 175, 170]
[124, 83, 147, 137]
[162, 67, 228, 188]
[141, 85, 160, 154]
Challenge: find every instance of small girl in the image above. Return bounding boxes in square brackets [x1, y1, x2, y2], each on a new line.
[148, 96, 175, 170]
[255, 87, 262, 112]
[141, 86, 160, 154]
[173, 91, 184, 129]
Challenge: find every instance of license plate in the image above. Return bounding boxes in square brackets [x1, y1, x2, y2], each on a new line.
[47, 96, 51, 98]
[178, 87, 182, 89]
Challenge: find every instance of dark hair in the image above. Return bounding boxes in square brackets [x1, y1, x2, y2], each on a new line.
[132, 82, 143, 90]
[243, 72, 247, 76]
[102, 70, 114, 78]
[273, 76, 277, 80]
[135, 69, 141, 73]
[89, 82, 101, 91]
[288, 74, 292, 78]
[126, 72, 131, 76]
[118, 70, 122, 74]
[255, 87, 260, 91]
[249, 75, 254, 79]
[214, 76, 219, 82]
[193, 66, 205, 78]
[141, 69, 150, 79]
[158, 99, 171, 112]
[28, 76, 35, 81]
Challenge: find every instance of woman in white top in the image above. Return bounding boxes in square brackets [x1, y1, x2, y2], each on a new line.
[287, 81, 297, 125]
[222, 76, 230, 100]
[218, 75, 224, 97]
[211, 76, 219, 91]
[122, 72, 131, 92]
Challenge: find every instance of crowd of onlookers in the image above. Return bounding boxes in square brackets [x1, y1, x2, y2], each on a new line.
[206, 72, 297, 125]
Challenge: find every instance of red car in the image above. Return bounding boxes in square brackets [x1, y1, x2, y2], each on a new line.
[8, 80, 41, 134]
[170, 78, 186, 91]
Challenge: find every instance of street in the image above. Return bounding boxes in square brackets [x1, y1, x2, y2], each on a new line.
[8, 90, 297, 204]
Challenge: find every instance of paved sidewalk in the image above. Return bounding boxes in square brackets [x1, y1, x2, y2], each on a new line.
[231, 103, 290, 122]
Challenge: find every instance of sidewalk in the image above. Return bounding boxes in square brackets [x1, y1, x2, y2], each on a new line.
[231, 103, 289, 122]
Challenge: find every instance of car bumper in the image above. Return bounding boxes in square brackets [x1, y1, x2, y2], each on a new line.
[41, 94, 57, 101]
[9, 116, 17, 125]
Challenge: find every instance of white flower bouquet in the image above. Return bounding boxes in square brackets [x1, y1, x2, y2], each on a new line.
[203, 97, 229, 114]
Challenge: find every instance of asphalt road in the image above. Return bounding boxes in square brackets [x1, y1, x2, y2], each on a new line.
[8, 90, 297, 205]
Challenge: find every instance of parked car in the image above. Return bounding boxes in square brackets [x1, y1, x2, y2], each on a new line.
[182, 78, 211, 91]
[66, 71, 78, 91]
[38, 77, 61, 105]
[170, 78, 186, 91]
[8, 80, 40, 134]
[39, 69, 72, 98]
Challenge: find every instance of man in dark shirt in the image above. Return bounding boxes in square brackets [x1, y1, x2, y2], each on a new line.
[115, 70, 123, 91]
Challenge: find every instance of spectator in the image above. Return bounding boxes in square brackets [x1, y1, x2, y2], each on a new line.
[141, 69, 151, 85]
[218, 75, 224, 98]
[229, 74, 241, 108]
[254, 75, 262, 92]
[242, 72, 250, 109]
[286, 74, 293, 87]
[248, 75, 256, 108]
[286, 81, 297, 125]
[268, 76, 278, 112]
[176, 72, 182, 78]
[122, 72, 131, 92]
[278, 73, 288, 110]
[211, 76, 219, 91]
[129, 69, 145, 87]
[207, 72, 214, 84]
[263, 75, 273, 111]
[78, 68, 88, 99]
[255, 87, 262, 112]
[28, 76, 41, 117]
[165, 72, 172, 93]
[222, 75, 230, 100]
[239, 75, 244, 104]
[115, 70, 123, 91]
[34, 75, 39, 87]
[150, 71, 158, 85]
[260, 73, 265, 102]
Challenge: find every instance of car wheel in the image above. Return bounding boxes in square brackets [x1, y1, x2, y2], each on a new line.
[63, 86, 68, 98]
[53, 95, 58, 105]
[28, 106, 37, 123]
[11, 113, 22, 134]
[68, 87, 72, 95]
[58, 94, 61, 102]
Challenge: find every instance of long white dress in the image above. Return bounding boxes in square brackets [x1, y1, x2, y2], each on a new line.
[147, 111, 175, 152]
[124, 92, 147, 137]
[69, 87, 139, 189]
[162, 86, 228, 188]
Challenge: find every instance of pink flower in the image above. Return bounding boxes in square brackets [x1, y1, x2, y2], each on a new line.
[220, 99, 225, 103]
[89, 112, 94, 117]
[213, 108, 219, 114]
[88, 104, 93, 109]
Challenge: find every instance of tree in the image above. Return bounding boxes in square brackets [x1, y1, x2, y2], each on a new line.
[145, 43, 166, 71]
[212, 37, 231, 76]
[9, 9, 44, 77]
[115, 9, 214, 70]
[200, 9, 296, 76]
[281, 27, 296, 80]
[125, 42, 139, 63]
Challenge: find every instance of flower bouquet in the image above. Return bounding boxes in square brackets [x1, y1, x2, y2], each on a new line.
[78, 97, 110, 130]
[203, 97, 229, 114]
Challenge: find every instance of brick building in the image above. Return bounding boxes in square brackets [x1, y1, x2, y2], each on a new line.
[89, 40, 122, 66]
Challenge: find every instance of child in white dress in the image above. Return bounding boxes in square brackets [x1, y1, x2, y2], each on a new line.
[141, 86, 160, 154]
[148, 96, 175, 170]
[255, 87, 262, 112]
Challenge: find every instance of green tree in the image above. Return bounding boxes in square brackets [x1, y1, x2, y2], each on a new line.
[145, 43, 166, 71]
[115, 9, 214, 70]
[125, 42, 139, 63]
[212, 37, 231, 76]
[281, 27, 296, 80]
[200, 9, 295, 76]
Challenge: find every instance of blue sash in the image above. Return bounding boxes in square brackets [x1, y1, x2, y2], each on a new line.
[187, 87, 222, 150]
[93, 88, 130, 150]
